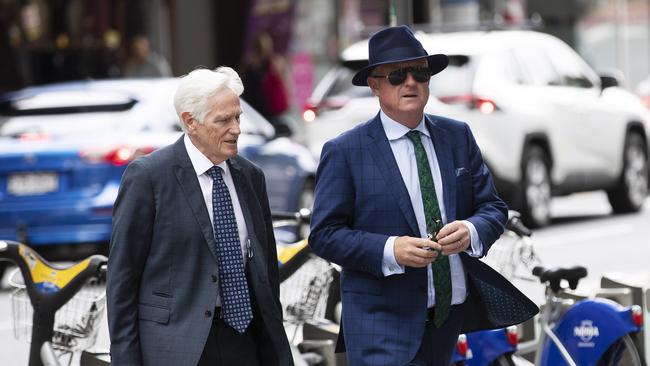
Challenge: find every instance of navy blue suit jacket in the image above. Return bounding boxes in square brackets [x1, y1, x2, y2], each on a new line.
[107, 137, 292, 366]
[309, 114, 537, 366]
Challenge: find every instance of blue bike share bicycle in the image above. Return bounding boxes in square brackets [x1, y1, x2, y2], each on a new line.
[526, 264, 644, 365]
[459, 209, 644, 366]
[451, 211, 532, 366]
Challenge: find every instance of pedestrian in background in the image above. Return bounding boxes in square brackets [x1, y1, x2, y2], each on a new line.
[241, 32, 293, 136]
[309, 25, 537, 366]
[123, 34, 172, 78]
[107, 66, 293, 366]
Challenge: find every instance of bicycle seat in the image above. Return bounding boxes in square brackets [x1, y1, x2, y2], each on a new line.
[532, 266, 587, 292]
[1, 240, 106, 294]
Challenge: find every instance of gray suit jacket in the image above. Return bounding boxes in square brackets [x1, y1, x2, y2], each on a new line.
[107, 136, 292, 365]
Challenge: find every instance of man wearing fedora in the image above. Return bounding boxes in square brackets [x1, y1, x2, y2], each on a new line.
[309, 25, 537, 366]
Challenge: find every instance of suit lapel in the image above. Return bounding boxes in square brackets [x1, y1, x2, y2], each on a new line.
[171, 137, 219, 261]
[228, 158, 268, 276]
[426, 116, 457, 222]
[366, 115, 420, 235]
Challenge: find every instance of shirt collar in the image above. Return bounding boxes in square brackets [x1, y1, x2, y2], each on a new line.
[379, 110, 429, 141]
[183, 134, 228, 176]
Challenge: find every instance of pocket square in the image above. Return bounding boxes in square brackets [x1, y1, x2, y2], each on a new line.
[455, 167, 469, 176]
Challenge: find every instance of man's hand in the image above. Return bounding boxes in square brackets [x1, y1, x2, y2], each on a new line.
[435, 220, 470, 255]
[394, 236, 442, 267]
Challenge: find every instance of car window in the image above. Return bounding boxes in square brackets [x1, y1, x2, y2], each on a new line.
[240, 101, 275, 139]
[326, 67, 372, 99]
[429, 55, 475, 98]
[513, 46, 562, 86]
[477, 50, 526, 86]
[0, 111, 134, 138]
[541, 38, 595, 89]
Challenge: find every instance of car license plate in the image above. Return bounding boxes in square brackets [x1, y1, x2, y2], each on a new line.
[7, 172, 59, 196]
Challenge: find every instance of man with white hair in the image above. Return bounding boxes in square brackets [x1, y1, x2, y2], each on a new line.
[107, 67, 293, 366]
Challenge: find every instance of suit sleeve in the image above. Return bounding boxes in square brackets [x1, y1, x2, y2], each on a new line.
[309, 140, 388, 277]
[107, 159, 155, 365]
[463, 124, 508, 256]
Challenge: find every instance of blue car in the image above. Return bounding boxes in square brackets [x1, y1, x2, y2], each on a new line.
[0, 79, 316, 248]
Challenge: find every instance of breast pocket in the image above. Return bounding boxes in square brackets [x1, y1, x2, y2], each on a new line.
[455, 167, 473, 217]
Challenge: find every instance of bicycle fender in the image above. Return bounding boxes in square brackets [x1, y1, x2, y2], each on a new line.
[464, 329, 516, 366]
[541, 298, 639, 366]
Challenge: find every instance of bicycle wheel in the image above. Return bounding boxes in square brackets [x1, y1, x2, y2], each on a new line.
[489, 354, 515, 366]
[597, 334, 642, 366]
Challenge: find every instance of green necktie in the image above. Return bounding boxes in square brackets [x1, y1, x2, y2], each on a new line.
[406, 130, 451, 327]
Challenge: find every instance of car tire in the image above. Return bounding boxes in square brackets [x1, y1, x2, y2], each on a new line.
[607, 132, 649, 213]
[520, 145, 552, 228]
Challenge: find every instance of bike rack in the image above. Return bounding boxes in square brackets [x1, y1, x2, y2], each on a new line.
[600, 271, 650, 366]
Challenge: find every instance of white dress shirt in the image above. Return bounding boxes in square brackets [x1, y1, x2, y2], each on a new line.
[378, 111, 483, 307]
[184, 135, 249, 305]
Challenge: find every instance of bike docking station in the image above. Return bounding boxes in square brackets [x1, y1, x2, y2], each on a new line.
[511, 265, 644, 366]
[480, 211, 645, 365]
[599, 271, 650, 365]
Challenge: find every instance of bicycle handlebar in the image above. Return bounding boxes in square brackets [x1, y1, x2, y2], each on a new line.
[272, 208, 311, 224]
[506, 210, 532, 237]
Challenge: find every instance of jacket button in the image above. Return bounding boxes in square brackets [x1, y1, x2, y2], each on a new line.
[211, 275, 217, 282]
[205, 310, 212, 318]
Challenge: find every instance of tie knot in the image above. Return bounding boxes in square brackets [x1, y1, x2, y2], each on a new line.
[206, 166, 223, 181]
[406, 130, 422, 145]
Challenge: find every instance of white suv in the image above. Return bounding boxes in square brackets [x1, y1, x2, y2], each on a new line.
[304, 30, 649, 227]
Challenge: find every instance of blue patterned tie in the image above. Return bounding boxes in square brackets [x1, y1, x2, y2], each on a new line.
[207, 166, 253, 333]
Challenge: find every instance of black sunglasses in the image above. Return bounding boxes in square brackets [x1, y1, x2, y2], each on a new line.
[369, 66, 432, 85]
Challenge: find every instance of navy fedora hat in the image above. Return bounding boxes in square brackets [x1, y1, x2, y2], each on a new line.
[352, 25, 449, 86]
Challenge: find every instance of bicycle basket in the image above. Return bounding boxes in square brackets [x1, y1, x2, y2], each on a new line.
[280, 254, 334, 324]
[10, 270, 106, 352]
[482, 231, 540, 281]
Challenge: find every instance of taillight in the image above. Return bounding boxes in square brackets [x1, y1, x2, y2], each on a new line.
[302, 108, 317, 122]
[631, 305, 643, 327]
[438, 94, 498, 114]
[80, 145, 155, 166]
[506, 325, 519, 346]
[640, 96, 650, 109]
[477, 99, 496, 114]
[456, 334, 468, 356]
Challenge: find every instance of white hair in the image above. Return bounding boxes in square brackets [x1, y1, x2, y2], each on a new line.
[173, 66, 244, 130]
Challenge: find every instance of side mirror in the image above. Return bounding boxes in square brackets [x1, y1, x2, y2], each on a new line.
[600, 75, 619, 90]
[268, 116, 295, 139]
[272, 122, 293, 138]
[598, 69, 625, 91]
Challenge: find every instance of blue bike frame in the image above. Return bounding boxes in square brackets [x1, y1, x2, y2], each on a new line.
[540, 298, 641, 365]
[449, 332, 518, 365]
[463, 328, 517, 365]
